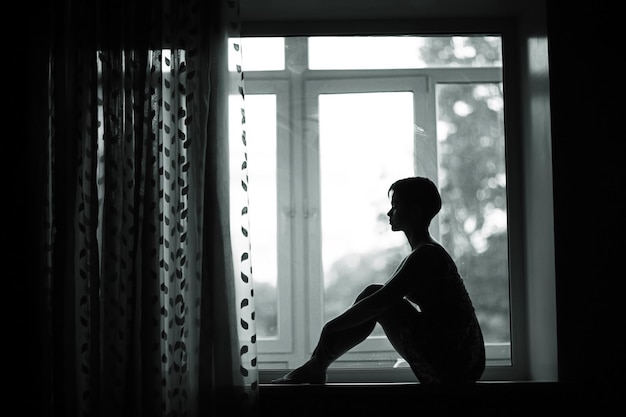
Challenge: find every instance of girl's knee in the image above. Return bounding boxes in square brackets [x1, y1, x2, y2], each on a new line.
[355, 284, 383, 303]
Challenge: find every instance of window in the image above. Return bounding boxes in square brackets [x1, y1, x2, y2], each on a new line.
[229, 35, 521, 382]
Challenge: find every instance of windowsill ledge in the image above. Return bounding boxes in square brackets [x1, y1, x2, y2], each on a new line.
[259, 381, 598, 416]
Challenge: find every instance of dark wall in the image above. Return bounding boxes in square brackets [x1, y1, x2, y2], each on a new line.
[546, 0, 621, 393]
[23, 3, 53, 415]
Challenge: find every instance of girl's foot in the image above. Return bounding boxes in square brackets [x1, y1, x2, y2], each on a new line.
[271, 361, 327, 384]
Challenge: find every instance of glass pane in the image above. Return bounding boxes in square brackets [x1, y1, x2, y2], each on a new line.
[318, 92, 415, 334]
[436, 83, 511, 358]
[229, 94, 279, 338]
[309, 36, 427, 70]
[229, 37, 285, 71]
[308, 36, 502, 69]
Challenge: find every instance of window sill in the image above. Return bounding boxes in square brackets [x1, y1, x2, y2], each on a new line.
[259, 362, 524, 384]
[259, 381, 592, 416]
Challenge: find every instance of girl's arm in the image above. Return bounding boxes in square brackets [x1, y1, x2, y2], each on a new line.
[323, 244, 443, 332]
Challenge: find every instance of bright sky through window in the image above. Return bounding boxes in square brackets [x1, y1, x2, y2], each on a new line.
[309, 36, 427, 69]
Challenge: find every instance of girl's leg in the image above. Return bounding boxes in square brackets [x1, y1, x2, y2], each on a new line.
[378, 302, 484, 384]
[271, 284, 381, 384]
[311, 284, 382, 368]
[375, 298, 444, 383]
[376, 299, 422, 362]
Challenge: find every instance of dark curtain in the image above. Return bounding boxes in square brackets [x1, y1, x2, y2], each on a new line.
[25, 0, 258, 416]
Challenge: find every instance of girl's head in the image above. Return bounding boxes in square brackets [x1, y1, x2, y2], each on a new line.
[388, 177, 442, 225]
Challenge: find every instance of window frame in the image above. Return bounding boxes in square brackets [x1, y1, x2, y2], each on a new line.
[232, 24, 544, 383]
[241, 80, 294, 356]
[236, 34, 525, 383]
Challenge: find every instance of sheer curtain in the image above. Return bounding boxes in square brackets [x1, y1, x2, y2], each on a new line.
[32, 0, 257, 416]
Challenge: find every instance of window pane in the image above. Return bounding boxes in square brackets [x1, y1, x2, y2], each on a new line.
[436, 83, 511, 356]
[229, 94, 279, 338]
[309, 36, 427, 69]
[309, 36, 502, 69]
[318, 92, 415, 333]
[229, 37, 285, 71]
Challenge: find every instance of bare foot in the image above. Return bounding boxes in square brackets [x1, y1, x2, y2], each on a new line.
[271, 361, 327, 384]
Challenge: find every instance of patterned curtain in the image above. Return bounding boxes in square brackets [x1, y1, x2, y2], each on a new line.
[34, 0, 257, 416]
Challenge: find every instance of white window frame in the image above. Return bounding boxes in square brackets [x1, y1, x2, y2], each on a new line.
[242, 80, 294, 356]
[237, 36, 530, 383]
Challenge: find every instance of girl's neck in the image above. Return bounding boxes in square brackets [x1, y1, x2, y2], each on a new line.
[405, 228, 432, 250]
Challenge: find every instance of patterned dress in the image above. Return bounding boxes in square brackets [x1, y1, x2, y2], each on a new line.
[400, 243, 486, 384]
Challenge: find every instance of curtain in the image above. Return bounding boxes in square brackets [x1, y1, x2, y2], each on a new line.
[30, 0, 257, 416]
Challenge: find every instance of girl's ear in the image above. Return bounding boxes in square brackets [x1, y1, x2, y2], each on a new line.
[411, 204, 425, 223]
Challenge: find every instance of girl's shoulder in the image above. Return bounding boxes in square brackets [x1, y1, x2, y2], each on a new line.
[409, 241, 455, 268]
[412, 241, 447, 257]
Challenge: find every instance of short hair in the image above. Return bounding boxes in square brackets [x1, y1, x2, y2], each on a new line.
[388, 177, 442, 223]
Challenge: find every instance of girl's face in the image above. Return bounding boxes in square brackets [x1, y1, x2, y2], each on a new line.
[387, 191, 415, 232]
